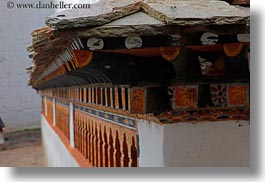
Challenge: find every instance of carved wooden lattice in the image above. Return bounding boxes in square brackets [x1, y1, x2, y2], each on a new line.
[74, 110, 138, 167]
[46, 98, 53, 126]
[56, 102, 70, 140]
[41, 86, 132, 112]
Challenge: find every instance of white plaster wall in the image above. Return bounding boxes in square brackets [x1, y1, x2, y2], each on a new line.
[0, 0, 98, 131]
[41, 115, 79, 167]
[138, 120, 165, 167]
[163, 120, 250, 167]
[0, 0, 54, 131]
[138, 120, 250, 167]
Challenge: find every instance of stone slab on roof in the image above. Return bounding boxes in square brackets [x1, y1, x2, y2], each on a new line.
[102, 11, 164, 26]
[142, 0, 249, 25]
[46, 0, 142, 29]
[46, 0, 249, 29]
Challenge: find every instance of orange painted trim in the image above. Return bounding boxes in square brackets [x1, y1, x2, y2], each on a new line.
[73, 50, 93, 67]
[160, 46, 181, 61]
[185, 44, 224, 52]
[223, 43, 244, 57]
[96, 48, 162, 57]
[96, 47, 182, 62]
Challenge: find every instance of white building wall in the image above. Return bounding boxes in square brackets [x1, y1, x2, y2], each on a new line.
[163, 120, 250, 167]
[0, 0, 54, 131]
[41, 115, 79, 167]
[138, 120, 165, 167]
[138, 120, 250, 167]
[0, 0, 98, 131]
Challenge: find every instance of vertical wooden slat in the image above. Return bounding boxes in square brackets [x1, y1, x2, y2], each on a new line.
[78, 115, 81, 150]
[83, 118, 87, 159]
[97, 87, 101, 105]
[70, 88, 72, 101]
[81, 116, 84, 155]
[127, 88, 131, 112]
[110, 88, 114, 108]
[127, 133, 133, 167]
[103, 125, 108, 167]
[76, 88, 79, 102]
[100, 88, 104, 106]
[94, 123, 98, 167]
[95, 88, 97, 104]
[88, 121, 92, 163]
[76, 115, 80, 149]
[122, 133, 129, 167]
[75, 113, 78, 150]
[108, 128, 114, 167]
[71, 88, 73, 101]
[121, 87, 126, 110]
[78, 88, 82, 102]
[84, 88, 87, 103]
[91, 87, 94, 104]
[82, 116, 86, 156]
[88, 88, 91, 103]
[85, 121, 89, 159]
[112, 127, 117, 167]
[131, 135, 138, 167]
[81, 88, 83, 102]
[96, 87, 98, 104]
[120, 132, 125, 167]
[98, 124, 103, 167]
[93, 122, 97, 166]
[90, 119, 94, 164]
[74, 112, 78, 150]
[77, 88, 79, 102]
[104, 88, 106, 107]
[74, 112, 76, 147]
[115, 129, 121, 167]
[74, 88, 76, 101]
[115, 87, 119, 109]
[81, 117, 84, 155]
[73, 88, 76, 101]
[78, 115, 81, 151]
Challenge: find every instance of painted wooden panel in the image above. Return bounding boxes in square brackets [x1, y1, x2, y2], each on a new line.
[131, 88, 146, 114]
[210, 84, 227, 106]
[172, 85, 198, 110]
[227, 83, 249, 107]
